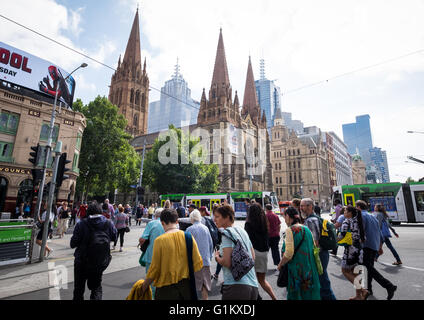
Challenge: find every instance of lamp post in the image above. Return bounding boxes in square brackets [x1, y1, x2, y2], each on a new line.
[37, 63, 87, 262]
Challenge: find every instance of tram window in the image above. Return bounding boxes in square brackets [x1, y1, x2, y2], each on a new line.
[414, 191, 424, 211]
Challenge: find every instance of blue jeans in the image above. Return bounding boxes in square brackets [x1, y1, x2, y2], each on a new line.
[319, 249, 336, 300]
[376, 237, 401, 262]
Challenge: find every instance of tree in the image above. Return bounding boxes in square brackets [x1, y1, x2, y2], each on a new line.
[75, 96, 140, 200]
[406, 177, 415, 183]
[143, 125, 219, 195]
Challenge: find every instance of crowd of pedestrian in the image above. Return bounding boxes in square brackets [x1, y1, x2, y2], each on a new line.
[62, 195, 401, 301]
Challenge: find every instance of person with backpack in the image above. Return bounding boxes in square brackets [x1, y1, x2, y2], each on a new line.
[177, 203, 187, 219]
[356, 200, 397, 300]
[300, 198, 337, 300]
[213, 205, 259, 300]
[113, 205, 129, 252]
[245, 203, 277, 300]
[187, 209, 214, 300]
[70, 202, 117, 300]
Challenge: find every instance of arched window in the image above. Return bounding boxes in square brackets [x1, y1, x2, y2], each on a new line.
[135, 90, 140, 106]
[141, 93, 146, 109]
[133, 114, 139, 127]
[130, 89, 134, 104]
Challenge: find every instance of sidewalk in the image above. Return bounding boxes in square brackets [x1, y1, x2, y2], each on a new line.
[0, 222, 147, 299]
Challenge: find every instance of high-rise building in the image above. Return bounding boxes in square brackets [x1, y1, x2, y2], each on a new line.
[148, 60, 199, 133]
[328, 132, 353, 186]
[282, 112, 304, 134]
[342, 114, 373, 164]
[108, 9, 149, 137]
[255, 59, 281, 132]
[369, 147, 390, 182]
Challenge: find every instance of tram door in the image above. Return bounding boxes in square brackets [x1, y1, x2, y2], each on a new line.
[191, 199, 201, 209]
[210, 199, 221, 210]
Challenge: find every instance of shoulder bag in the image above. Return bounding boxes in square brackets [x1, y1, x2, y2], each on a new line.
[277, 226, 305, 288]
[222, 227, 255, 281]
[184, 231, 198, 300]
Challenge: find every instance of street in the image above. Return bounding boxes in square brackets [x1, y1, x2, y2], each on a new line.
[1, 215, 424, 300]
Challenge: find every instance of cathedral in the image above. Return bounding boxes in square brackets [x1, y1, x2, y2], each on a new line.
[108, 9, 149, 137]
[113, 11, 273, 193]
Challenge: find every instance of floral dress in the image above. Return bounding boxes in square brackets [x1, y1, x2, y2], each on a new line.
[281, 224, 321, 300]
[339, 216, 363, 270]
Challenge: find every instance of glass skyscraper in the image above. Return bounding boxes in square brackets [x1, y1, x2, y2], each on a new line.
[342, 114, 373, 165]
[369, 147, 390, 183]
[147, 61, 199, 134]
[255, 59, 281, 133]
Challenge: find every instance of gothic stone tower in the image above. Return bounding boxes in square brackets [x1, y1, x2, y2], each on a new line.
[108, 9, 149, 137]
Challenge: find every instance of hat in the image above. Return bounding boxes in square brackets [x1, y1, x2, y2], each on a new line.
[199, 206, 210, 216]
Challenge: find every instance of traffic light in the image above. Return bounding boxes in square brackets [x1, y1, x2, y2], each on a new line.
[29, 144, 41, 166]
[56, 152, 71, 188]
[31, 169, 43, 186]
[137, 186, 145, 196]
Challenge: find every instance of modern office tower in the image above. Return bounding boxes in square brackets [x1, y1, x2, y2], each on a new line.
[255, 59, 282, 133]
[147, 60, 200, 134]
[281, 112, 304, 134]
[342, 114, 373, 164]
[328, 131, 353, 186]
[369, 147, 390, 182]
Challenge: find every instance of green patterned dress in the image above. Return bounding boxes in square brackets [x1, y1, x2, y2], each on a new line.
[281, 224, 321, 300]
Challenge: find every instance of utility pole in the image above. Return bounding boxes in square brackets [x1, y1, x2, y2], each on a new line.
[135, 138, 147, 207]
[39, 141, 62, 262]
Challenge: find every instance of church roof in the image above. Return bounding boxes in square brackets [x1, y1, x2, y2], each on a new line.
[211, 28, 230, 87]
[123, 9, 141, 67]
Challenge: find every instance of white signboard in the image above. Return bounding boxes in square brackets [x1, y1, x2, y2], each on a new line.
[0, 42, 76, 108]
[227, 124, 238, 154]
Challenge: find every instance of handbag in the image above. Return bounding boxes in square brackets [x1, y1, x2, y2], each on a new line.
[140, 238, 150, 252]
[222, 228, 255, 281]
[184, 231, 198, 300]
[313, 246, 323, 275]
[277, 227, 305, 288]
[337, 230, 353, 247]
[139, 251, 146, 267]
[125, 226, 130, 233]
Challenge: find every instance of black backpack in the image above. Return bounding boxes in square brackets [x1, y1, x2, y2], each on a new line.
[83, 220, 112, 272]
[203, 217, 220, 249]
[177, 206, 186, 218]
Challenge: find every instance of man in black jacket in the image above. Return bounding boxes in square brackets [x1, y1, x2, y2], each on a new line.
[70, 202, 117, 300]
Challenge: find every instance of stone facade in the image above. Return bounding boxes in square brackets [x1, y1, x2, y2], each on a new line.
[270, 112, 332, 208]
[108, 9, 149, 137]
[352, 155, 367, 184]
[0, 82, 86, 215]
[131, 29, 273, 194]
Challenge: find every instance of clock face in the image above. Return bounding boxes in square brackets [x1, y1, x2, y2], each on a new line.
[291, 140, 296, 146]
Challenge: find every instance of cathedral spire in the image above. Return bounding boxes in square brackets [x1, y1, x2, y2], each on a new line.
[123, 9, 141, 67]
[211, 28, 230, 88]
[242, 56, 260, 123]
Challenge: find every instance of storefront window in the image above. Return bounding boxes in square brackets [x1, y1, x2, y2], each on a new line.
[0, 176, 8, 212]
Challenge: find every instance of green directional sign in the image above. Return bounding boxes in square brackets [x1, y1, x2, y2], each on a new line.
[0, 222, 33, 244]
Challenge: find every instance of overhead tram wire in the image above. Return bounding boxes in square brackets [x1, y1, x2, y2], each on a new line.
[282, 48, 424, 96]
[0, 13, 201, 111]
[2, 12, 424, 108]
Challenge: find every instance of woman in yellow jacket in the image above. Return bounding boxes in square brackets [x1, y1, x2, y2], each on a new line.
[140, 208, 203, 300]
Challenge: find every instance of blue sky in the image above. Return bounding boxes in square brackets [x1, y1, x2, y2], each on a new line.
[1, 0, 424, 181]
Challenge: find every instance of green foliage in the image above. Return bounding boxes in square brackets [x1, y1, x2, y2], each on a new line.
[143, 125, 219, 194]
[406, 177, 415, 183]
[75, 96, 140, 198]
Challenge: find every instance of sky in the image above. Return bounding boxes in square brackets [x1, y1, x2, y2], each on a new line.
[1, 0, 423, 181]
